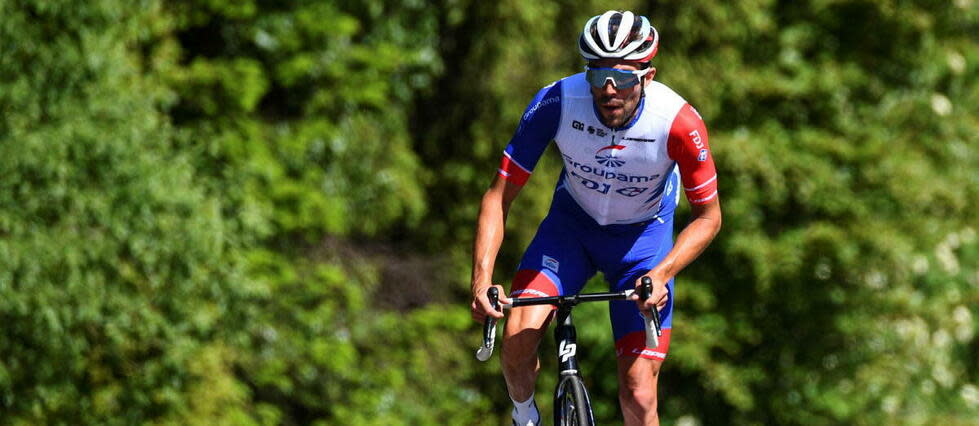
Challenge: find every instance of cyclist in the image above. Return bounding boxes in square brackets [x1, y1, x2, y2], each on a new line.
[470, 9, 722, 426]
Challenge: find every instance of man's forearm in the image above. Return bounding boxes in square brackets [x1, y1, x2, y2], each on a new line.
[471, 192, 507, 292]
[649, 202, 722, 282]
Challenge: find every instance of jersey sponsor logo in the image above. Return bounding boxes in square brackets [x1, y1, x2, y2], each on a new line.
[586, 125, 607, 137]
[689, 130, 705, 150]
[511, 288, 551, 298]
[698, 149, 708, 162]
[563, 154, 659, 183]
[569, 170, 614, 195]
[571, 120, 609, 138]
[559, 340, 577, 362]
[568, 170, 653, 199]
[615, 186, 648, 197]
[634, 348, 667, 359]
[622, 136, 656, 143]
[542, 255, 559, 273]
[569, 170, 612, 195]
[594, 145, 626, 167]
[522, 96, 559, 121]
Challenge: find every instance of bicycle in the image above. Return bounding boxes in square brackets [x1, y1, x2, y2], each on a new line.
[476, 277, 663, 426]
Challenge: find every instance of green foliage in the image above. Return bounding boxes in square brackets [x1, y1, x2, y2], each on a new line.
[0, 0, 254, 423]
[643, 1, 979, 423]
[165, 0, 433, 239]
[236, 244, 501, 425]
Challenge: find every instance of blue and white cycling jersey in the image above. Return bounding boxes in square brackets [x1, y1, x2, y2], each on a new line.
[497, 73, 717, 225]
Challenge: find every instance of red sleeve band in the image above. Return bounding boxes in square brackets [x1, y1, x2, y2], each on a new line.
[667, 103, 718, 205]
[497, 151, 532, 186]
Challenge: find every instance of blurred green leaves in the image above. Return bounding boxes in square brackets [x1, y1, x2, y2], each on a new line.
[0, 1, 253, 422]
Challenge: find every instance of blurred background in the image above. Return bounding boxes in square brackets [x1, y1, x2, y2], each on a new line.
[1, 0, 978, 424]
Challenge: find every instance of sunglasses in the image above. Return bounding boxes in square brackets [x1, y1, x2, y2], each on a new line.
[584, 66, 653, 89]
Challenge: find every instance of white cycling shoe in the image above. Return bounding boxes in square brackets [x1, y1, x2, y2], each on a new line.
[511, 400, 540, 426]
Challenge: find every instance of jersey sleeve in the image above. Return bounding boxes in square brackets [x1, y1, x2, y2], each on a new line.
[497, 81, 562, 186]
[667, 103, 718, 205]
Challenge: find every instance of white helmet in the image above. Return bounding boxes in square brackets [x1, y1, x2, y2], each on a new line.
[578, 10, 659, 63]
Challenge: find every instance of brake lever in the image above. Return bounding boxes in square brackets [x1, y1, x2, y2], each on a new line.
[640, 277, 662, 349]
[475, 287, 500, 361]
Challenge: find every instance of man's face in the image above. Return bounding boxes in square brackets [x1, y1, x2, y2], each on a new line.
[588, 59, 654, 128]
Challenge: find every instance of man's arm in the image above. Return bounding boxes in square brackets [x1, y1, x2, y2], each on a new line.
[468, 81, 562, 322]
[639, 198, 722, 311]
[636, 102, 721, 312]
[470, 175, 522, 322]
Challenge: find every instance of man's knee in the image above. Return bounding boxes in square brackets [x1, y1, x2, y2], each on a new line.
[619, 383, 657, 408]
[617, 357, 662, 410]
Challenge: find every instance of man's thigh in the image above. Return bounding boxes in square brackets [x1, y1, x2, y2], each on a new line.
[504, 213, 596, 349]
[509, 213, 596, 300]
[599, 219, 676, 361]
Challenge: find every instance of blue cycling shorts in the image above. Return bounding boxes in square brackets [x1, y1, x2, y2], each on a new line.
[509, 172, 678, 360]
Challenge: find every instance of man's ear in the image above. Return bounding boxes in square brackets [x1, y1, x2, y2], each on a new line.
[645, 67, 657, 86]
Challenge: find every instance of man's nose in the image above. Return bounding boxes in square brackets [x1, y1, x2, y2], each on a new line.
[602, 80, 618, 94]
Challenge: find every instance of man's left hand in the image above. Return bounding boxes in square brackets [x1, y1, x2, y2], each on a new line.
[630, 274, 668, 314]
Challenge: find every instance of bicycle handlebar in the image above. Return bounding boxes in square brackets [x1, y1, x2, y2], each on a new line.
[475, 283, 664, 361]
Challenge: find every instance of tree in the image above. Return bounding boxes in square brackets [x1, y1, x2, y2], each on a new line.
[0, 1, 254, 422]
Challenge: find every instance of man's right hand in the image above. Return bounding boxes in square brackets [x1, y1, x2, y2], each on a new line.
[471, 284, 511, 324]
